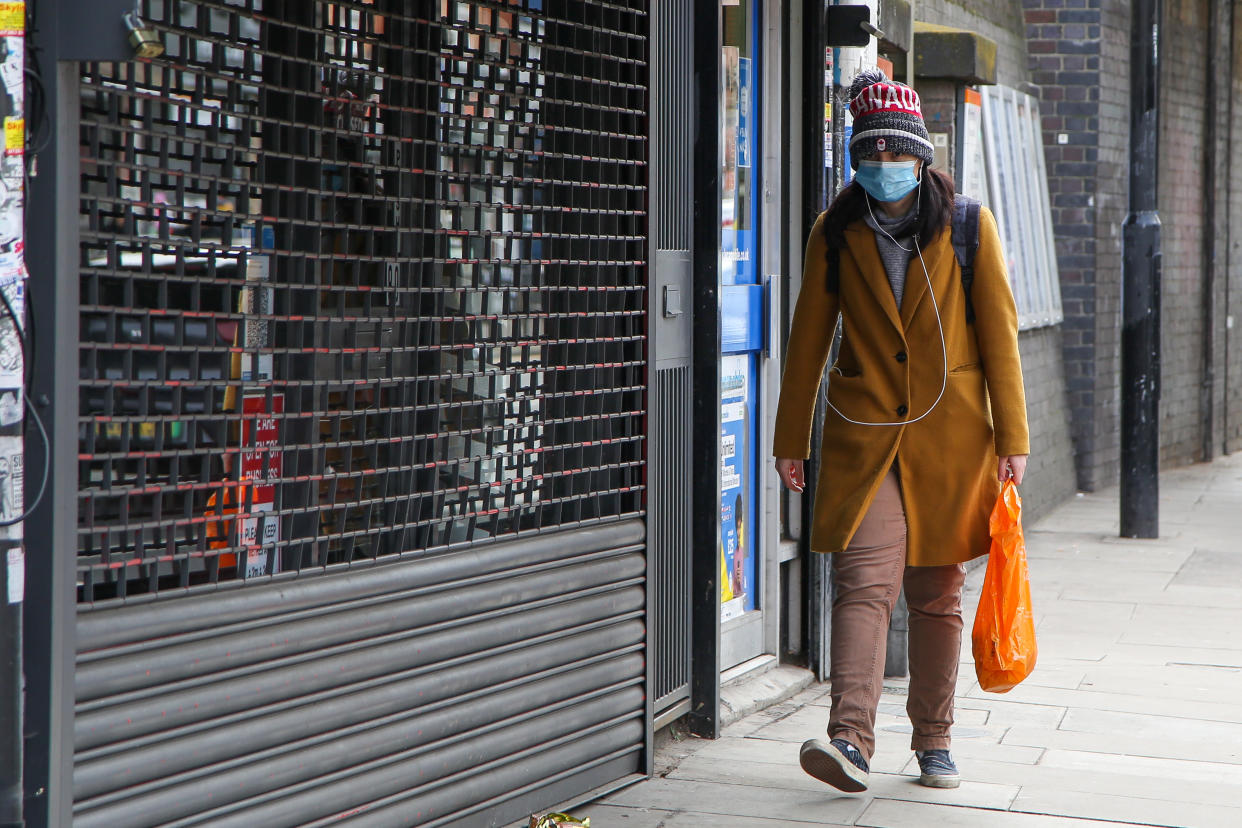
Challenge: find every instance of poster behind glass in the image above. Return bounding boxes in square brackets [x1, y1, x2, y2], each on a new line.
[720, 354, 756, 621]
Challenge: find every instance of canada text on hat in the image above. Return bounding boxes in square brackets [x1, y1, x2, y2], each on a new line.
[848, 82, 923, 120]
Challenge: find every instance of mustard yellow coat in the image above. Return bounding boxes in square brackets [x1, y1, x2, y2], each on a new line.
[772, 207, 1030, 567]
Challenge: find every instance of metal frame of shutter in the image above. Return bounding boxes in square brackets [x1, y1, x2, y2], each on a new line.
[649, 0, 695, 719]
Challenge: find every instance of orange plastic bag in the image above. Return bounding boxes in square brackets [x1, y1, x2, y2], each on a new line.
[972, 479, 1037, 693]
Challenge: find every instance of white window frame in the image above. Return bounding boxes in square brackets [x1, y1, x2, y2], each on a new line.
[980, 85, 1064, 330]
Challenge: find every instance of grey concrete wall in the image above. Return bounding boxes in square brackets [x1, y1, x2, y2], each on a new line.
[1136, 0, 1236, 467]
[1024, 0, 1112, 491]
[1230, 3, 1242, 454]
[1017, 325, 1078, 523]
[1158, 0, 1209, 467]
[916, 0, 1033, 88]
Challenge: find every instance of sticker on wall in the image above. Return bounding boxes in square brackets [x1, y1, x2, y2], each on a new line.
[0, 3, 24, 36]
[0, 252, 24, 425]
[5, 546, 21, 603]
[0, 434, 23, 529]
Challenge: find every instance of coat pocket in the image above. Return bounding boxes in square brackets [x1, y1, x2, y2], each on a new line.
[950, 362, 981, 374]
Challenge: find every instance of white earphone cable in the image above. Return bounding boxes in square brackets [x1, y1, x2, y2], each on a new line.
[824, 176, 948, 427]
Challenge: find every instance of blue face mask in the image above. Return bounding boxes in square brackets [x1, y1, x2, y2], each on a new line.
[854, 160, 920, 203]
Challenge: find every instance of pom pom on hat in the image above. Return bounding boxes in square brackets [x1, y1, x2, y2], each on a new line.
[846, 69, 934, 169]
[848, 67, 890, 102]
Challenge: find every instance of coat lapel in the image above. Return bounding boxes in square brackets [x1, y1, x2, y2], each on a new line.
[898, 226, 951, 330]
[844, 222, 903, 334]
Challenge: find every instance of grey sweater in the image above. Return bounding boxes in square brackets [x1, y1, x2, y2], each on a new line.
[863, 207, 918, 309]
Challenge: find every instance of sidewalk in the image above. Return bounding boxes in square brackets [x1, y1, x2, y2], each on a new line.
[580, 453, 1242, 827]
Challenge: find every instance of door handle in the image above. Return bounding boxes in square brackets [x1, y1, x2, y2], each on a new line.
[763, 274, 780, 359]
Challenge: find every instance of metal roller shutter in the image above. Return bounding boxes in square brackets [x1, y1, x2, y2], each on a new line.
[74, 523, 645, 826]
[74, 0, 649, 824]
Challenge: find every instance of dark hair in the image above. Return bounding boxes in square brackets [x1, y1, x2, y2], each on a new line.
[821, 166, 957, 251]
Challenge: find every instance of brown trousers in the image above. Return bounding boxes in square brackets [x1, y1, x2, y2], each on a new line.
[828, 467, 966, 760]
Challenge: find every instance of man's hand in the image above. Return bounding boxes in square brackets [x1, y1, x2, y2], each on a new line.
[998, 455, 1028, 485]
[776, 458, 805, 493]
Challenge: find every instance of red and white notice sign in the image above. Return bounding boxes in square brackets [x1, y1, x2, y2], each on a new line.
[238, 393, 283, 576]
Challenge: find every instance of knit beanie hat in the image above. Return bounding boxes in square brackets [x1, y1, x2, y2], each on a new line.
[847, 68, 934, 169]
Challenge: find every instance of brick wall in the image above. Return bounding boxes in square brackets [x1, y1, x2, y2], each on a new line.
[1091, 0, 1128, 488]
[1028, 0, 1242, 479]
[1022, 0, 1106, 489]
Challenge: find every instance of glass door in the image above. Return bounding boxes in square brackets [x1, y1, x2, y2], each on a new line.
[719, 0, 764, 670]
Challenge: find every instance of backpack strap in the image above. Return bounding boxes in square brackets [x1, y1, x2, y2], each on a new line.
[952, 195, 982, 324]
[820, 214, 842, 294]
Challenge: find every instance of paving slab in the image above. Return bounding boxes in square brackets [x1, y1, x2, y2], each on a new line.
[1002, 725, 1242, 765]
[667, 755, 1020, 811]
[1011, 787, 1242, 828]
[944, 750, 1242, 810]
[599, 778, 867, 825]
[1038, 747, 1242, 789]
[573, 803, 827, 827]
[1075, 663, 1242, 703]
[568, 805, 679, 827]
[856, 799, 1127, 827]
[963, 681, 1242, 724]
[1058, 582, 1242, 610]
[1057, 705, 1242, 739]
[952, 697, 1069, 728]
[1095, 641, 1242, 668]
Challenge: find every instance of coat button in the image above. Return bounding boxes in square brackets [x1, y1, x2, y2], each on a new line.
[896, 404, 909, 417]
[895, 351, 908, 363]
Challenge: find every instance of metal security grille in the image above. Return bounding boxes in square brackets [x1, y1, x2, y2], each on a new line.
[649, 0, 692, 717]
[77, 0, 648, 603]
[652, 364, 690, 707]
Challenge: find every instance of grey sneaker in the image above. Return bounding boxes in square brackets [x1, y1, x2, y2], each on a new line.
[799, 737, 870, 793]
[915, 749, 961, 788]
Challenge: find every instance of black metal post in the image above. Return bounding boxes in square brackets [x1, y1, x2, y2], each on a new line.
[22, 47, 80, 828]
[800, 0, 830, 682]
[0, 14, 24, 826]
[687, 0, 722, 738]
[1120, 0, 1162, 539]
